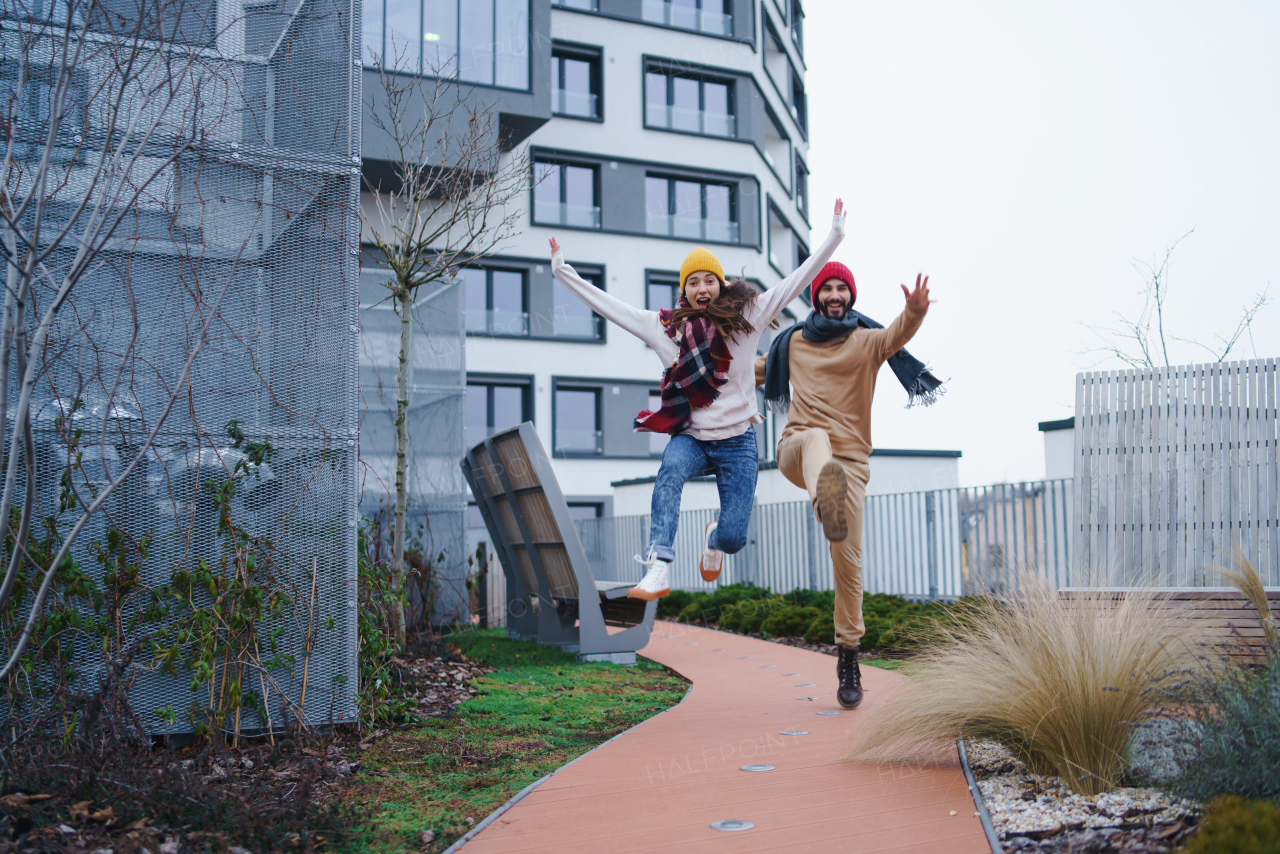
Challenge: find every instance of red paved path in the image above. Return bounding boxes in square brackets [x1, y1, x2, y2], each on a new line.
[461, 620, 989, 853]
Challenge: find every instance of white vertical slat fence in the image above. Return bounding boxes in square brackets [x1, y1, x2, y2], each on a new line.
[1074, 359, 1279, 585]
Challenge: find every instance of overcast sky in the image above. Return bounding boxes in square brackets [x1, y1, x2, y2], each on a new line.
[803, 0, 1280, 487]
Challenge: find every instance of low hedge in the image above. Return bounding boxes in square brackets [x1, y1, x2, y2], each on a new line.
[1178, 796, 1280, 854]
[656, 582, 970, 652]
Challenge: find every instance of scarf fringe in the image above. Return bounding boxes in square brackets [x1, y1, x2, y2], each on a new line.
[904, 369, 946, 409]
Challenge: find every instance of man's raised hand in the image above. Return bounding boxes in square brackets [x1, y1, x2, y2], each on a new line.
[901, 274, 931, 312]
[833, 198, 845, 218]
[548, 237, 561, 255]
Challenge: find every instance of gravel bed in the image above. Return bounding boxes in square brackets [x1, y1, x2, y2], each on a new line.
[965, 739, 1201, 853]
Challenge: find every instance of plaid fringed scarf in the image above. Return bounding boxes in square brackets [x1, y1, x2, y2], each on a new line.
[634, 306, 732, 435]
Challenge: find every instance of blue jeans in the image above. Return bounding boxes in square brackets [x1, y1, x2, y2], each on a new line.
[647, 426, 758, 562]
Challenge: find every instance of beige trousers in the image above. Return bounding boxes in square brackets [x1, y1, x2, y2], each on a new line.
[777, 428, 870, 648]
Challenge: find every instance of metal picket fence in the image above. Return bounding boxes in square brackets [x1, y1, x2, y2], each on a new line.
[474, 478, 1075, 624]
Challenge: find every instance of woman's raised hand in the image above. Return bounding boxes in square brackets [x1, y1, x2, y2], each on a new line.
[548, 237, 561, 255]
[833, 198, 845, 218]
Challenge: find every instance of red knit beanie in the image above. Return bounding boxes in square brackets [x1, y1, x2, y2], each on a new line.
[810, 261, 856, 311]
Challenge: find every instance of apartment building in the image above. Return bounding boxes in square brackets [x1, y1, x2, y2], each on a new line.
[359, 0, 816, 526]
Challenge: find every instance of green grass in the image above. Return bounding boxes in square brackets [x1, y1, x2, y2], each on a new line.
[335, 629, 688, 853]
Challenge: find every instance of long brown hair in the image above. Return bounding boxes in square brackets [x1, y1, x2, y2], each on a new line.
[666, 278, 778, 342]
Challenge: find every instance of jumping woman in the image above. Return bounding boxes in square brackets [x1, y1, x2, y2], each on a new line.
[548, 199, 846, 600]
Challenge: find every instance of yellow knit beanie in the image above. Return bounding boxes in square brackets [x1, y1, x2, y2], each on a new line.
[679, 247, 725, 294]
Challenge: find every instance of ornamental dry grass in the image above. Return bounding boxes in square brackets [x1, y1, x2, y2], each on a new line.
[847, 579, 1212, 796]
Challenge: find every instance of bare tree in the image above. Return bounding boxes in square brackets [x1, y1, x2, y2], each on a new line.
[0, 0, 242, 681]
[1083, 230, 1270, 370]
[361, 54, 531, 648]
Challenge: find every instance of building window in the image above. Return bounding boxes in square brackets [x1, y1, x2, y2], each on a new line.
[646, 271, 679, 312]
[464, 267, 529, 336]
[790, 0, 804, 54]
[552, 271, 605, 340]
[791, 69, 807, 132]
[795, 156, 809, 219]
[645, 175, 738, 243]
[551, 44, 601, 119]
[363, 0, 530, 90]
[554, 385, 602, 455]
[767, 201, 795, 274]
[552, 0, 597, 9]
[567, 502, 603, 520]
[644, 68, 735, 138]
[466, 376, 532, 449]
[534, 161, 601, 229]
[641, 0, 731, 35]
[762, 104, 791, 184]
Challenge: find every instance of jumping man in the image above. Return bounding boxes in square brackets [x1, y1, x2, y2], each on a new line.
[755, 262, 941, 708]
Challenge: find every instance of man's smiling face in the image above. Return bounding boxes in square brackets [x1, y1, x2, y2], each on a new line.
[816, 278, 852, 319]
[684, 270, 721, 309]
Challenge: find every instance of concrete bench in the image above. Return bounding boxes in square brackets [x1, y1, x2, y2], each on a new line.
[1058, 587, 1280, 664]
[461, 422, 656, 664]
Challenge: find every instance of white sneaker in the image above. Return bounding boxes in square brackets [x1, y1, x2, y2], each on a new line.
[699, 521, 723, 582]
[628, 552, 671, 600]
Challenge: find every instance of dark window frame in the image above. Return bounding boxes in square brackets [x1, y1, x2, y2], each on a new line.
[551, 0, 754, 46]
[761, 12, 807, 141]
[362, 0, 533, 92]
[553, 376, 663, 460]
[531, 158, 602, 229]
[551, 379, 604, 458]
[466, 373, 534, 449]
[550, 265, 607, 342]
[551, 40, 604, 122]
[794, 153, 809, 223]
[766, 195, 807, 278]
[645, 173, 739, 245]
[789, 0, 804, 57]
[464, 266, 530, 338]
[530, 146, 762, 249]
[644, 269, 681, 312]
[643, 61, 738, 140]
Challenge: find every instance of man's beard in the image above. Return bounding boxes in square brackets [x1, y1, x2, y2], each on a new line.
[821, 299, 848, 319]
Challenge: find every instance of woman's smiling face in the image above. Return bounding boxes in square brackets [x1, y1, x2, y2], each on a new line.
[684, 270, 721, 309]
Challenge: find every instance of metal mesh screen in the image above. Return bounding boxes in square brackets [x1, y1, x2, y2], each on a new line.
[2, 0, 362, 731]
[357, 269, 467, 625]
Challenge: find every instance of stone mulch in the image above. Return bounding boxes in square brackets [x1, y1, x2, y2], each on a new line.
[965, 739, 1201, 853]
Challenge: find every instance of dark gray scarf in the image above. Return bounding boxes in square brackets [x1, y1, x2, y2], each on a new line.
[763, 309, 944, 413]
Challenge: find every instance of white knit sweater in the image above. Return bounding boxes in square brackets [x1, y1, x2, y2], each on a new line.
[550, 212, 845, 441]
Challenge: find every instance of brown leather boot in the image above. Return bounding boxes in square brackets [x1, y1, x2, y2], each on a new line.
[836, 644, 864, 709]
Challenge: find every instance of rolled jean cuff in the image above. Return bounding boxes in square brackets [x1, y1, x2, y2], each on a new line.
[646, 544, 675, 563]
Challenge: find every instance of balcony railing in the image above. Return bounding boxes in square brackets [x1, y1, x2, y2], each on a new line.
[646, 214, 739, 244]
[641, 0, 732, 35]
[552, 312, 604, 339]
[535, 200, 601, 229]
[555, 428, 603, 455]
[466, 309, 529, 337]
[552, 88, 598, 118]
[645, 103, 735, 138]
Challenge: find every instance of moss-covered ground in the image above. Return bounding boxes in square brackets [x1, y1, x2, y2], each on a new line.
[335, 629, 688, 853]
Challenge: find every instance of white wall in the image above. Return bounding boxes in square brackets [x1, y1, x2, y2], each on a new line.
[460, 6, 815, 504]
[1043, 427, 1074, 481]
